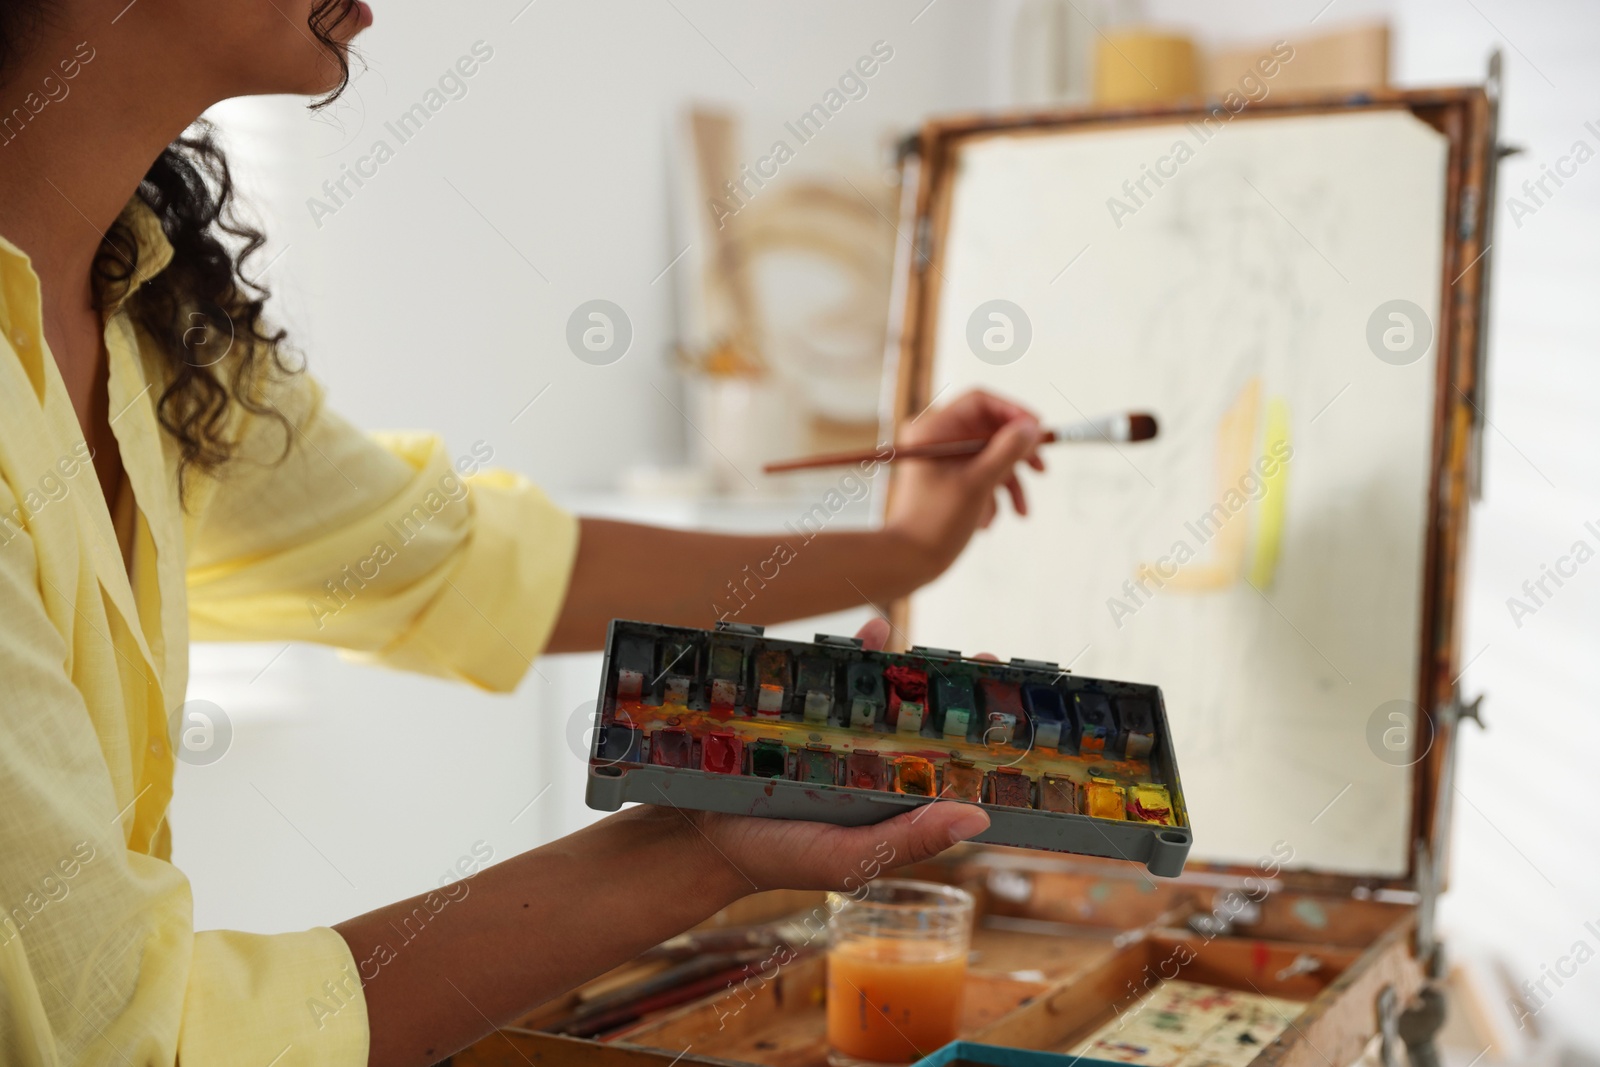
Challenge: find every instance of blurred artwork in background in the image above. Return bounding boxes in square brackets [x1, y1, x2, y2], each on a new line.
[1005, 0, 1388, 109]
[671, 106, 897, 497]
[659, 17, 1390, 500]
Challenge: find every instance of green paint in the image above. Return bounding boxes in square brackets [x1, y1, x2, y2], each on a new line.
[1292, 899, 1329, 929]
[751, 740, 788, 779]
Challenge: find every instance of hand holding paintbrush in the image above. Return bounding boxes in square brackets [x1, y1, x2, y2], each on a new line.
[765, 394, 1158, 572]
[764, 410, 1158, 474]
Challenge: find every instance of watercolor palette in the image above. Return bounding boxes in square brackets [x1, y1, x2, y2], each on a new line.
[586, 620, 1192, 876]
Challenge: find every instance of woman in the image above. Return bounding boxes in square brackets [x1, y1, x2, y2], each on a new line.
[0, 2, 1046, 1065]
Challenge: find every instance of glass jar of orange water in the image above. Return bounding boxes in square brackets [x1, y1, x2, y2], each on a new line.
[825, 879, 975, 1067]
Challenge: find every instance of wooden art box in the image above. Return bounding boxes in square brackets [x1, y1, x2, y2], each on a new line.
[459, 67, 1501, 1067]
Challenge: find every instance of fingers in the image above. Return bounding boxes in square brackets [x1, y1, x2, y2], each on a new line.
[908, 390, 1041, 444]
[970, 417, 1043, 488]
[945, 389, 1040, 431]
[832, 803, 991, 875]
[1003, 472, 1027, 517]
[853, 616, 891, 652]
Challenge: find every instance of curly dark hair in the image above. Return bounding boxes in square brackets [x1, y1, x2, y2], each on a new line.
[2, 0, 361, 498]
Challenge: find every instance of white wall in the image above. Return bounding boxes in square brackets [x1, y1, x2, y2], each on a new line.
[215, 0, 1004, 492]
[176, 0, 1000, 932]
[177, 0, 1600, 1053]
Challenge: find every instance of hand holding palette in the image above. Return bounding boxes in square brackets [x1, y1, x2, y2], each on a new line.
[587, 620, 1193, 876]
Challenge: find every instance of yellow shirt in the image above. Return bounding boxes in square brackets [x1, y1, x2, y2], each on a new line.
[0, 201, 580, 1066]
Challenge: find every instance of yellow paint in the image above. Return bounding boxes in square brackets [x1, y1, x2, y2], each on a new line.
[1085, 778, 1127, 821]
[1164, 377, 1259, 590]
[1248, 397, 1291, 589]
[1140, 375, 1293, 596]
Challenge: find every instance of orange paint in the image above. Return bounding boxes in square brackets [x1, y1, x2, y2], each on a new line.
[826, 939, 965, 1063]
[1085, 777, 1127, 820]
[892, 755, 935, 796]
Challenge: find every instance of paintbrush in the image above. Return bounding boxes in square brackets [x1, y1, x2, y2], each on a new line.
[762, 411, 1159, 474]
[567, 954, 817, 1039]
[544, 950, 771, 1035]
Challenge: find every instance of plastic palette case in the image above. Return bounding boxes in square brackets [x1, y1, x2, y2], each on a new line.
[585, 620, 1193, 876]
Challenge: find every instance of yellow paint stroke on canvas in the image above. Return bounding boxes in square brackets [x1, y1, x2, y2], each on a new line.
[1247, 397, 1290, 589]
[1165, 378, 1258, 590]
[1142, 376, 1292, 593]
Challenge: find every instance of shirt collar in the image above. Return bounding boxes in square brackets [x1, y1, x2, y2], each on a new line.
[0, 196, 173, 399]
[0, 194, 175, 312]
[112, 196, 176, 304]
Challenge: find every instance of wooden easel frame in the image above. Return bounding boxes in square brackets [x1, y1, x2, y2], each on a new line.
[883, 83, 1500, 898]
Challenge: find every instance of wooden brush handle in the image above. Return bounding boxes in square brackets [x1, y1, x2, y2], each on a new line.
[762, 429, 1060, 474]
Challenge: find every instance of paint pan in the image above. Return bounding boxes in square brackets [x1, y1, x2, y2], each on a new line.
[983, 767, 1035, 808]
[845, 750, 888, 790]
[595, 723, 641, 764]
[797, 657, 836, 724]
[935, 676, 977, 741]
[940, 758, 984, 802]
[1040, 773, 1080, 813]
[1022, 684, 1068, 751]
[1128, 782, 1174, 824]
[979, 679, 1026, 747]
[700, 730, 743, 774]
[648, 726, 694, 769]
[846, 663, 884, 729]
[754, 650, 792, 717]
[1084, 777, 1127, 821]
[1117, 697, 1156, 759]
[615, 634, 656, 704]
[660, 638, 699, 705]
[708, 642, 745, 714]
[749, 739, 789, 779]
[883, 665, 928, 730]
[892, 755, 937, 796]
[1073, 693, 1121, 756]
[797, 743, 839, 785]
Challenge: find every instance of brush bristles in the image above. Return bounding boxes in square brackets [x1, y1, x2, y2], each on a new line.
[1128, 413, 1159, 442]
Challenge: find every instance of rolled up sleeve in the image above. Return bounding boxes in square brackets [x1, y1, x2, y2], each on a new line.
[182, 928, 368, 1065]
[185, 374, 579, 691]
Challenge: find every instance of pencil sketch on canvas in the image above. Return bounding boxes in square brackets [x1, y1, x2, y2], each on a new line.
[912, 109, 1449, 876]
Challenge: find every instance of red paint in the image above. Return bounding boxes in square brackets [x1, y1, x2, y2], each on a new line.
[845, 751, 887, 790]
[648, 727, 694, 769]
[982, 766, 1034, 808]
[701, 730, 743, 774]
[1128, 799, 1172, 824]
[883, 666, 928, 727]
[978, 678, 1024, 718]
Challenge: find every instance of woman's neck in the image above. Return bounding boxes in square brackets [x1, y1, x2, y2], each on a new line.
[0, 14, 213, 412]
[0, 16, 212, 315]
